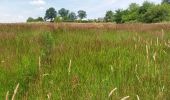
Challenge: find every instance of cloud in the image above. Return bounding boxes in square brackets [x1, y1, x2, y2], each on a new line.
[30, 0, 46, 6]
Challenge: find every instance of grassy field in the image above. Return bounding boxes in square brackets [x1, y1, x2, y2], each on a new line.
[0, 23, 170, 100]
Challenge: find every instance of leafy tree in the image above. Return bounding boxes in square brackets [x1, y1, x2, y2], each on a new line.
[27, 17, 34, 22]
[122, 3, 139, 22]
[36, 17, 44, 22]
[68, 12, 77, 21]
[138, 1, 155, 14]
[129, 3, 139, 10]
[142, 4, 170, 23]
[27, 17, 44, 22]
[138, 1, 155, 22]
[104, 10, 114, 22]
[114, 9, 126, 23]
[44, 7, 57, 22]
[78, 10, 87, 20]
[162, 0, 170, 4]
[58, 8, 69, 20]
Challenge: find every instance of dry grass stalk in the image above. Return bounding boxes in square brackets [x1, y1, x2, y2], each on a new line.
[47, 92, 52, 100]
[150, 39, 152, 45]
[39, 56, 41, 72]
[110, 65, 114, 72]
[108, 88, 117, 97]
[162, 29, 164, 40]
[153, 52, 157, 62]
[121, 96, 130, 100]
[43, 73, 50, 77]
[165, 41, 170, 47]
[136, 95, 140, 100]
[135, 64, 141, 83]
[12, 83, 20, 100]
[135, 44, 137, 50]
[146, 45, 149, 60]
[156, 37, 159, 46]
[5, 91, 9, 100]
[162, 86, 165, 92]
[68, 59, 72, 74]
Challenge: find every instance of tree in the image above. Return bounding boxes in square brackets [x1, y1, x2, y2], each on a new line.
[129, 3, 139, 11]
[142, 4, 169, 23]
[114, 9, 126, 23]
[78, 10, 87, 20]
[162, 0, 170, 4]
[27, 17, 44, 22]
[44, 7, 57, 22]
[122, 3, 139, 22]
[27, 17, 34, 22]
[36, 17, 44, 22]
[104, 10, 114, 22]
[68, 12, 77, 21]
[58, 8, 69, 20]
[138, 1, 155, 22]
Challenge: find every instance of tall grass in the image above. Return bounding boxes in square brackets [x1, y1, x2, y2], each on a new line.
[0, 23, 170, 99]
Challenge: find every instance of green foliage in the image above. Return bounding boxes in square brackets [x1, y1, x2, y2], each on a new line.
[138, 1, 156, 22]
[104, 1, 170, 23]
[78, 10, 87, 20]
[68, 12, 77, 21]
[58, 8, 69, 20]
[41, 32, 55, 66]
[104, 10, 114, 22]
[54, 16, 63, 22]
[27, 17, 34, 22]
[36, 17, 44, 22]
[44, 7, 57, 22]
[114, 9, 126, 23]
[142, 4, 169, 23]
[41, 32, 54, 56]
[27, 17, 44, 22]
[122, 3, 139, 22]
[162, 0, 170, 4]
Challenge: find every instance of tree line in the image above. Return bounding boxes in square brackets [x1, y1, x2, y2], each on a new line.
[105, 0, 170, 23]
[27, 8, 87, 22]
[27, 0, 170, 23]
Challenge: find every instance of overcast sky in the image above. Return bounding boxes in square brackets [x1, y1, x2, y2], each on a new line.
[0, 0, 162, 23]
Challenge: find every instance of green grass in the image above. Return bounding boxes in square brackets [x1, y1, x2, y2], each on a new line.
[0, 24, 170, 100]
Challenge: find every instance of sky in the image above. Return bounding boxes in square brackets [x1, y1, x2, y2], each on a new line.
[0, 0, 162, 23]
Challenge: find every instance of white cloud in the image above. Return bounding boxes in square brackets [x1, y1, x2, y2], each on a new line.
[30, 0, 46, 6]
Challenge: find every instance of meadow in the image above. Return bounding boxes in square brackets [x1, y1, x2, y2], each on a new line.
[0, 23, 170, 100]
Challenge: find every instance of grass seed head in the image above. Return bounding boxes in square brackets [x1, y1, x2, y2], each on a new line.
[108, 88, 117, 98]
[121, 96, 130, 100]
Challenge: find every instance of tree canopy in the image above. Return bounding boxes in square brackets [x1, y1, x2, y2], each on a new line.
[58, 8, 69, 20]
[78, 10, 87, 20]
[27, 17, 44, 22]
[104, 1, 170, 23]
[68, 12, 77, 21]
[27, 1, 170, 23]
[162, 0, 170, 4]
[44, 7, 57, 22]
[104, 11, 114, 22]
